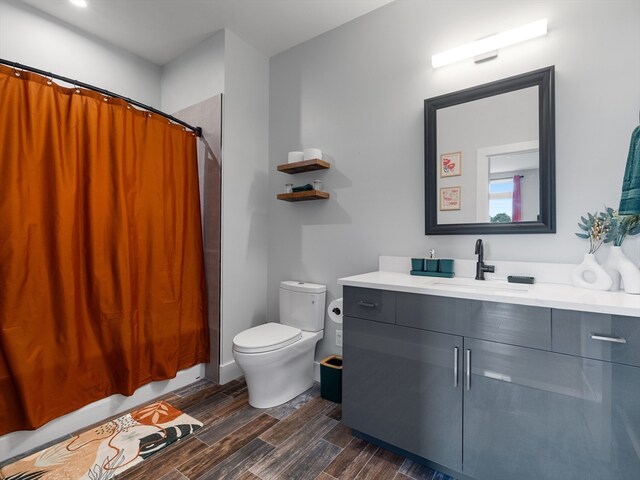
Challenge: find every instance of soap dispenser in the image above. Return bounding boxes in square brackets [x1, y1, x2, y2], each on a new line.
[425, 249, 439, 272]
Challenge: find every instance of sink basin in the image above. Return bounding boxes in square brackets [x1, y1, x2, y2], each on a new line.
[428, 278, 531, 294]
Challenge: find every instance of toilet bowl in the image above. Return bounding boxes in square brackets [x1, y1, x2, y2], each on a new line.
[233, 326, 323, 408]
[232, 281, 326, 408]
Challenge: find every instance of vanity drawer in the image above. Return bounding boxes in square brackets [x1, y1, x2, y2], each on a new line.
[396, 292, 469, 335]
[344, 286, 395, 324]
[467, 301, 551, 350]
[552, 310, 640, 367]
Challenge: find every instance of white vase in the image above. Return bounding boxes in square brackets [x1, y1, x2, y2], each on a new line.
[602, 246, 640, 295]
[571, 253, 613, 291]
[602, 249, 622, 291]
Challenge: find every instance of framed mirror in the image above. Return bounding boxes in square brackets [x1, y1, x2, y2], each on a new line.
[424, 66, 555, 235]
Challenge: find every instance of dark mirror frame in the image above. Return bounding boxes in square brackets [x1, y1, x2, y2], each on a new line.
[424, 66, 555, 235]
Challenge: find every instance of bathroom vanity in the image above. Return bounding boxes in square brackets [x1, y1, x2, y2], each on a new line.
[338, 270, 640, 480]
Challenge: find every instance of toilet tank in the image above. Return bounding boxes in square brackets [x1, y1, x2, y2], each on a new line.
[279, 281, 327, 332]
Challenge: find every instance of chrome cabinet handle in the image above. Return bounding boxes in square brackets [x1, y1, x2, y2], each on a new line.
[454, 347, 459, 388]
[357, 301, 376, 308]
[590, 333, 627, 344]
[466, 349, 471, 391]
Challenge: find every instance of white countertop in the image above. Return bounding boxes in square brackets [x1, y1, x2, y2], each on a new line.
[338, 271, 640, 317]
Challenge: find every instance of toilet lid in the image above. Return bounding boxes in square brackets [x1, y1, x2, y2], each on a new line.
[233, 322, 302, 354]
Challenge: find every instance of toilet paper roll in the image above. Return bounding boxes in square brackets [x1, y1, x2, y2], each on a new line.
[327, 298, 343, 324]
[303, 148, 322, 160]
[288, 151, 304, 163]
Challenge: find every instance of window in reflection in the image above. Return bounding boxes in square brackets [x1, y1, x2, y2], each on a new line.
[489, 178, 514, 222]
[484, 149, 540, 223]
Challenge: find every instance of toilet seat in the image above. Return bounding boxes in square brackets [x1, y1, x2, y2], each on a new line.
[233, 322, 302, 354]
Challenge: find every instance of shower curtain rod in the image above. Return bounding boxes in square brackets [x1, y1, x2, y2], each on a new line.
[0, 58, 202, 137]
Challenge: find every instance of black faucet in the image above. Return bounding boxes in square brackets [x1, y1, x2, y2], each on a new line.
[475, 239, 495, 280]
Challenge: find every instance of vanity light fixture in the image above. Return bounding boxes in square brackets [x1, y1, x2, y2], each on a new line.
[69, 0, 88, 8]
[431, 19, 548, 68]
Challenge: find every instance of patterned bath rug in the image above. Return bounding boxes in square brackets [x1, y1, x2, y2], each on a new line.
[0, 401, 202, 480]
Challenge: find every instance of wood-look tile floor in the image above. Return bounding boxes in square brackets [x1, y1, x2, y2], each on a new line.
[115, 378, 454, 480]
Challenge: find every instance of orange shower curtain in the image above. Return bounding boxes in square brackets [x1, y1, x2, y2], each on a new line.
[0, 65, 209, 435]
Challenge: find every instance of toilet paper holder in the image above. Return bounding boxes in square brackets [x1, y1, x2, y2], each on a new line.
[328, 298, 343, 324]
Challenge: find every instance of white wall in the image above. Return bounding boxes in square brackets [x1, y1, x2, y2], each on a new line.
[219, 29, 270, 383]
[0, 0, 161, 106]
[161, 29, 225, 114]
[268, 0, 640, 363]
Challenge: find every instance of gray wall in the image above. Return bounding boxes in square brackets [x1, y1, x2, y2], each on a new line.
[160, 28, 270, 383]
[161, 30, 225, 114]
[268, 0, 640, 363]
[220, 30, 270, 381]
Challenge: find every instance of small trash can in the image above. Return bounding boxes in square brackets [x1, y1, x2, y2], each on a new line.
[320, 355, 343, 403]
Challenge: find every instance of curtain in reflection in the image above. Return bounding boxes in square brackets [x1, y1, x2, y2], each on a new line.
[512, 175, 522, 222]
[0, 65, 209, 435]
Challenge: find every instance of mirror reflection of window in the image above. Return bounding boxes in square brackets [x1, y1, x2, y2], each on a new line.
[489, 178, 514, 222]
[488, 150, 539, 223]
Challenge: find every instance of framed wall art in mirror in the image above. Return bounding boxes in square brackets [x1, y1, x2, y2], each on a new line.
[424, 66, 555, 235]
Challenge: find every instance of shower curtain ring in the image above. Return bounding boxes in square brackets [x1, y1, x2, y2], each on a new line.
[47, 76, 53, 86]
[73, 82, 80, 94]
[12, 63, 21, 77]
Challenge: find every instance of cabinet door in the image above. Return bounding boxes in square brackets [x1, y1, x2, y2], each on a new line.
[463, 338, 640, 480]
[343, 316, 463, 470]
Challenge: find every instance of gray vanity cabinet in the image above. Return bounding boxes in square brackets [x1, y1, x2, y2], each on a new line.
[343, 316, 463, 470]
[342, 286, 640, 480]
[463, 338, 640, 480]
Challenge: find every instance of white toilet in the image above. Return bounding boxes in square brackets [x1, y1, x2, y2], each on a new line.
[232, 281, 326, 408]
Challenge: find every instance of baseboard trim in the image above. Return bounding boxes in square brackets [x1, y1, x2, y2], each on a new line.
[0, 364, 205, 463]
[219, 359, 243, 384]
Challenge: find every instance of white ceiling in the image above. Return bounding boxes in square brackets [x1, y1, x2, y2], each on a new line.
[19, 0, 394, 65]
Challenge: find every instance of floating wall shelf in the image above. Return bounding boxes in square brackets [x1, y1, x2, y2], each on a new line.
[277, 159, 331, 174]
[277, 190, 330, 202]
